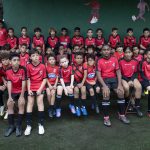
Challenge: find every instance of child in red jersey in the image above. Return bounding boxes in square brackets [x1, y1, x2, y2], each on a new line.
[32, 27, 45, 53]
[4, 53, 26, 137]
[35, 45, 45, 64]
[133, 46, 143, 63]
[19, 27, 30, 49]
[55, 55, 75, 117]
[84, 54, 100, 114]
[73, 52, 87, 117]
[71, 45, 81, 64]
[7, 28, 18, 52]
[20, 44, 29, 67]
[85, 28, 96, 49]
[44, 47, 54, 64]
[24, 50, 47, 136]
[124, 28, 136, 48]
[108, 27, 121, 49]
[0, 20, 8, 48]
[119, 47, 143, 117]
[97, 45, 130, 127]
[114, 43, 124, 60]
[46, 54, 59, 118]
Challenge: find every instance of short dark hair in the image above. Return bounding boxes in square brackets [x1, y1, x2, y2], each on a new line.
[87, 28, 93, 32]
[116, 42, 123, 48]
[61, 27, 68, 32]
[29, 49, 39, 56]
[87, 45, 95, 50]
[96, 28, 103, 32]
[112, 27, 118, 32]
[10, 52, 20, 60]
[75, 52, 84, 58]
[34, 27, 42, 33]
[0, 51, 10, 61]
[124, 47, 132, 52]
[8, 28, 14, 32]
[74, 27, 80, 31]
[47, 53, 56, 60]
[127, 28, 133, 33]
[143, 28, 150, 33]
[87, 54, 95, 61]
[21, 27, 27, 31]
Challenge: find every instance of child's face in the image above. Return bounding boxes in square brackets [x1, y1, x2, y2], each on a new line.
[87, 30, 93, 38]
[116, 47, 123, 52]
[97, 30, 102, 37]
[87, 58, 95, 66]
[59, 46, 64, 55]
[11, 57, 20, 67]
[74, 30, 80, 36]
[8, 30, 14, 37]
[144, 31, 150, 37]
[1, 59, 10, 66]
[87, 48, 94, 54]
[0, 23, 3, 28]
[112, 30, 118, 37]
[124, 50, 133, 60]
[50, 30, 56, 36]
[62, 30, 67, 36]
[128, 31, 133, 36]
[60, 58, 69, 68]
[75, 55, 83, 65]
[102, 46, 111, 57]
[73, 46, 80, 53]
[21, 29, 27, 36]
[133, 47, 139, 55]
[48, 57, 56, 65]
[30, 53, 39, 63]
[35, 31, 41, 37]
[20, 45, 27, 53]
[46, 48, 52, 55]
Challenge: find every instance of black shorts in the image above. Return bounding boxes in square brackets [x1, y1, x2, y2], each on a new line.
[57, 82, 70, 87]
[104, 78, 118, 90]
[28, 91, 45, 96]
[74, 81, 85, 87]
[11, 92, 28, 101]
[141, 80, 150, 89]
[86, 83, 100, 91]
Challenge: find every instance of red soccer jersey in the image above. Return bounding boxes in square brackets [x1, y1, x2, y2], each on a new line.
[59, 35, 70, 48]
[32, 35, 45, 49]
[140, 60, 150, 80]
[139, 36, 150, 49]
[133, 54, 143, 64]
[72, 36, 84, 47]
[27, 63, 47, 91]
[60, 65, 73, 83]
[6, 66, 26, 93]
[124, 36, 136, 48]
[97, 56, 119, 79]
[114, 51, 124, 60]
[19, 36, 30, 47]
[47, 36, 59, 49]
[119, 58, 138, 78]
[7, 36, 18, 49]
[46, 64, 59, 85]
[0, 28, 8, 46]
[108, 34, 121, 48]
[20, 53, 29, 67]
[83, 62, 96, 85]
[0, 67, 5, 84]
[95, 36, 105, 48]
[85, 37, 96, 47]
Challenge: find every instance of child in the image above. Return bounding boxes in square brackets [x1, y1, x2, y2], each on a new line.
[20, 44, 29, 67]
[73, 52, 87, 116]
[19, 27, 30, 49]
[85, 29, 96, 49]
[35, 46, 44, 64]
[32, 27, 45, 53]
[46, 54, 59, 118]
[4, 53, 26, 137]
[114, 43, 124, 60]
[97, 45, 130, 127]
[124, 28, 136, 48]
[7, 28, 18, 51]
[24, 50, 47, 136]
[108, 27, 121, 49]
[44, 47, 54, 64]
[119, 47, 143, 117]
[71, 45, 81, 65]
[55, 55, 75, 117]
[133, 46, 143, 63]
[139, 28, 150, 54]
[0, 20, 8, 48]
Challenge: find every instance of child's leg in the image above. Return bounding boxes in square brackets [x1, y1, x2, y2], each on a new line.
[74, 86, 80, 107]
[66, 86, 74, 105]
[122, 80, 130, 99]
[55, 85, 63, 110]
[81, 86, 86, 107]
[46, 88, 51, 106]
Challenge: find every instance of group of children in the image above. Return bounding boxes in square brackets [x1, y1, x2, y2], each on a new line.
[0, 19, 150, 137]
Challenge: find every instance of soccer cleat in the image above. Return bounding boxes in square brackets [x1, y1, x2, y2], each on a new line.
[24, 125, 32, 136]
[56, 109, 61, 118]
[4, 125, 15, 137]
[0, 105, 5, 116]
[38, 124, 45, 135]
[76, 107, 81, 117]
[119, 115, 130, 124]
[16, 126, 22, 137]
[103, 117, 111, 127]
[69, 104, 76, 114]
[95, 105, 100, 114]
[134, 107, 143, 117]
[4, 111, 8, 120]
[81, 106, 88, 116]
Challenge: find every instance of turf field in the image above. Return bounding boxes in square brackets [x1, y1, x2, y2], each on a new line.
[0, 96, 150, 150]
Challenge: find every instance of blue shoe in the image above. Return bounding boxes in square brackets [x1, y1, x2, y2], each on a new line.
[76, 107, 81, 117]
[81, 106, 88, 116]
[56, 109, 61, 118]
[69, 104, 76, 114]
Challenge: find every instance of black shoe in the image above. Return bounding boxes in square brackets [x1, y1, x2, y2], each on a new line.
[48, 109, 53, 118]
[134, 107, 143, 117]
[4, 125, 15, 137]
[95, 105, 100, 114]
[16, 126, 22, 137]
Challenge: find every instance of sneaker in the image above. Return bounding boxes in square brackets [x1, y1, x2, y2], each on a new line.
[76, 107, 81, 117]
[95, 105, 100, 114]
[16, 126, 22, 137]
[81, 106, 88, 116]
[38, 124, 45, 135]
[48, 109, 53, 118]
[104, 117, 111, 127]
[4, 111, 8, 120]
[4, 125, 15, 137]
[0, 105, 5, 116]
[24, 125, 32, 136]
[56, 109, 61, 118]
[134, 107, 143, 117]
[119, 115, 130, 124]
[69, 104, 76, 114]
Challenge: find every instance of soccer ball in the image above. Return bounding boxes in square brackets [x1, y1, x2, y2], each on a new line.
[132, 15, 136, 21]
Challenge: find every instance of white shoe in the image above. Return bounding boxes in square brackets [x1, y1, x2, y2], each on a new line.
[0, 106, 5, 116]
[24, 125, 32, 136]
[38, 124, 45, 135]
[4, 111, 8, 120]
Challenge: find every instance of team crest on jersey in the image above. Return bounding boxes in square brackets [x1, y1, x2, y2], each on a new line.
[48, 73, 56, 78]
[39, 70, 43, 75]
[112, 63, 115, 67]
[88, 73, 95, 78]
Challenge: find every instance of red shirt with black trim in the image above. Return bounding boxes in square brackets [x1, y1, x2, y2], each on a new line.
[6, 66, 26, 93]
[60, 65, 73, 83]
[140, 60, 150, 80]
[20, 53, 29, 67]
[85, 37, 96, 47]
[139, 36, 150, 48]
[46, 64, 59, 85]
[83, 62, 96, 85]
[0, 28, 8, 46]
[47, 36, 59, 49]
[32, 35, 45, 49]
[95, 36, 105, 48]
[27, 63, 47, 91]
[7, 36, 18, 49]
[97, 56, 119, 79]
[19, 36, 30, 47]
[72, 36, 84, 47]
[133, 54, 143, 64]
[59, 35, 70, 48]
[108, 34, 121, 48]
[124, 36, 136, 48]
[119, 58, 138, 78]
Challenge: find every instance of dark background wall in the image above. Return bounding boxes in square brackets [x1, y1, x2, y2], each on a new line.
[3, 0, 150, 40]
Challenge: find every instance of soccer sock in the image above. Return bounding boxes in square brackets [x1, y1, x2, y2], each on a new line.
[135, 98, 140, 108]
[8, 114, 14, 126]
[117, 99, 126, 115]
[17, 114, 24, 127]
[68, 94, 74, 105]
[0, 91, 4, 106]
[38, 111, 44, 125]
[91, 95, 97, 106]
[81, 98, 86, 107]
[55, 95, 62, 109]
[102, 100, 110, 117]
[148, 92, 150, 112]
[74, 98, 81, 107]
[49, 105, 54, 111]
[26, 112, 32, 126]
